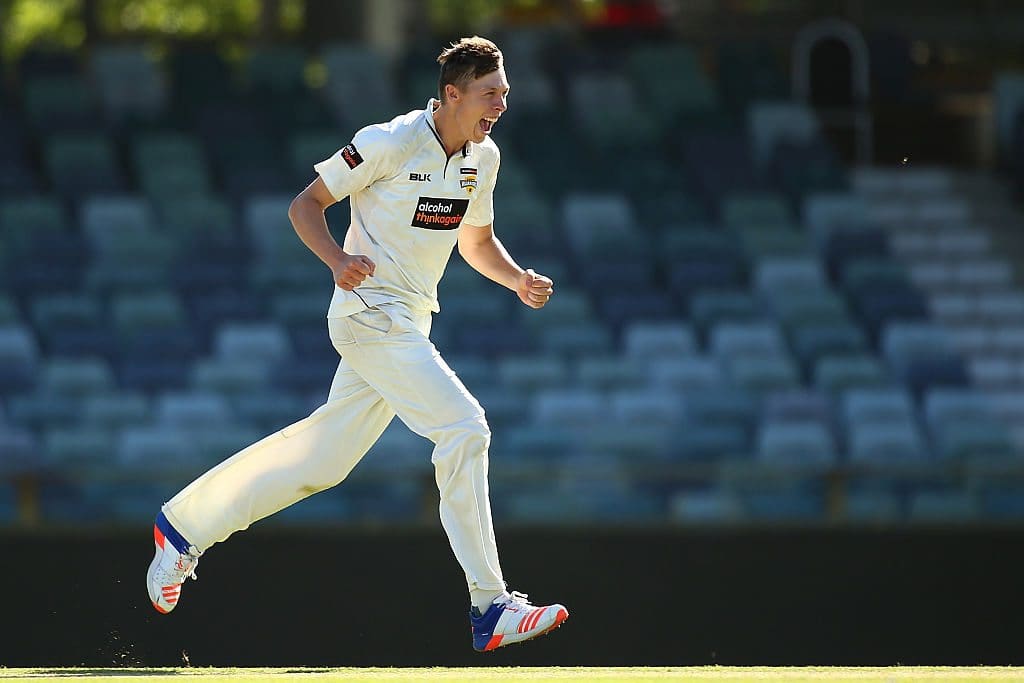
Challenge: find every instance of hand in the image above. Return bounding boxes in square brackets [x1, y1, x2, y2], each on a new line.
[332, 254, 375, 291]
[516, 268, 554, 309]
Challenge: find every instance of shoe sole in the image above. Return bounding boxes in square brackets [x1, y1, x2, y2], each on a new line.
[478, 607, 569, 652]
[147, 538, 174, 614]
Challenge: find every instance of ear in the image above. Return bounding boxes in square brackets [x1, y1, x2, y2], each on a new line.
[445, 83, 460, 102]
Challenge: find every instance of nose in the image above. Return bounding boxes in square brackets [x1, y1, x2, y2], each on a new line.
[495, 94, 507, 112]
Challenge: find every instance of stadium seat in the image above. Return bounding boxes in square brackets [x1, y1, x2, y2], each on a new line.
[709, 321, 785, 360]
[90, 45, 167, 121]
[610, 389, 685, 427]
[82, 393, 151, 431]
[156, 391, 233, 428]
[726, 354, 801, 393]
[575, 355, 646, 391]
[533, 389, 607, 428]
[720, 191, 794, 229]
[649, 356, 724, 391]
[214, 322, 292, 363]
[0, 325, 39, 394]
[669, 489, 744, 523]
[747, 101, 822, 169]
[40, 357, 115, 398]
[757, 420, 837, 465]
[908, 491, 978, 521]
[321, 44, 397, 124]
[753, 257, 826, 294]
[623, 321, 697, 359]
[813, 354, 888, 393]
[848, 421, 927, 463]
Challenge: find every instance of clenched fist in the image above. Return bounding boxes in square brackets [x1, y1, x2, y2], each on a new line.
[332, 254, 376, 291]
[517, 268, 554, 309]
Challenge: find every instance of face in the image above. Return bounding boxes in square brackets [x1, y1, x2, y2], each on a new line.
[446, 66, 509, 144]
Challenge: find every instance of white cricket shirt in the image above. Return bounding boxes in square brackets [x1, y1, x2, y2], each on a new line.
[314, 98, 499, 317]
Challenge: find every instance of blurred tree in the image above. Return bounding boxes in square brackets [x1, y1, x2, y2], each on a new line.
[1, 0, 86, 63]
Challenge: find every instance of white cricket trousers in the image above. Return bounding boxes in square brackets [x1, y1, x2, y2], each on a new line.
[161, 303, 506, 592]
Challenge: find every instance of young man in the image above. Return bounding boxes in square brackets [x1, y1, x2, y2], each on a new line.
[146, 37, 568, 652]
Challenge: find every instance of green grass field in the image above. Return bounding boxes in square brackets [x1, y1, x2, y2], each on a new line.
[0, 668, 1020, 683]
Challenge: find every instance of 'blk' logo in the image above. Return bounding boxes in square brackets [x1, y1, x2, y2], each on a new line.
[409, 173, 431, 182]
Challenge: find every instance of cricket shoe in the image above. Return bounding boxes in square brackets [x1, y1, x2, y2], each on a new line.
[470, 591, 569, 652]
[147, 511, 200, 614]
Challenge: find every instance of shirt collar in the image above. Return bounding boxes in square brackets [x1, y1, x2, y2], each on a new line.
[424, 98, 472, 159]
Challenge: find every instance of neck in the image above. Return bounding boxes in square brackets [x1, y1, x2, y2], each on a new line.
[432, 102, 466, 158]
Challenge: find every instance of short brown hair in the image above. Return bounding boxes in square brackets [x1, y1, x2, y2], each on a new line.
[437, 36, 502, 102]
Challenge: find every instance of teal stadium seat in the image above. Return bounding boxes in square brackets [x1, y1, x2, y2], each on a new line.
[688, 289, 759, 337]
[575, 355, 646, 391]
[669, 489, 744, 523]
[156, 391, 233, 428]
[623, 321, 697, 359]
[908, 491, 977, 522]
[753, 257, 826, 295]
[710, 321, 785, 361]
[243, 46, 307, 94]
[23, 75, 99, 129]
[649, 356, 723, 392]
[757, 420, 837, 465]
[847, 422, 927, 464]
[497, 356, 568, 393]
[214, 322, 292, 363]
[747, 101, 822, 169]
[569, 72, 658, 150]
[133, 132, 211, 198]
[82, 393, 151, 431]
[40, 357, 115, 398]
[192, 357, 269, 397]
[727, 354, 801, 394]
[90, 46, 167, 121]
[720, 191, 795, 230]
[321, 44, 397, 124]
[117, 426, 202, 475]
[625, 44, 717, 125]
[288, 130, 344, 185]
[610, 389, 684, 427]
[0, 196, 68, 256]
[532, 389, 606, 428]
[813, 354, 888, 394]
[44, 132, 124, 196]
[156, 195, 234, 244]
[43, 427, 115, 475]
[538, 321, 613, 357]
[0, 295, 20, 325]
[110, 291, 187, 340]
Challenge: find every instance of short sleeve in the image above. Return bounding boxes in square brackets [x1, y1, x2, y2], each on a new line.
[313, 125, 394, 201]
[462, 152, 499, 228]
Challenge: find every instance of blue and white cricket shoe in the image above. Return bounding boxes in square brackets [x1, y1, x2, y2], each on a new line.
[146, 511, 200, 614]
[470, 591, 569, 652]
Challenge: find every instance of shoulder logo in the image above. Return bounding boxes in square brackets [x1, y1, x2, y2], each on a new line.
[341, 143, 363, 170]
[409, 172, 432, 182]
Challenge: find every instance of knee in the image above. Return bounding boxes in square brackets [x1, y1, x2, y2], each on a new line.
[435, 413, 491, 451]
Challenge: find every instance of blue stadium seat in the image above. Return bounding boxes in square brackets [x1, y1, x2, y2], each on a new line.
[757, 420, 837, 465]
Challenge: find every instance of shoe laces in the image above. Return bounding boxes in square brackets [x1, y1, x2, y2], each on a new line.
[170, 551, 199, 583]
[499, 590, 533, 612]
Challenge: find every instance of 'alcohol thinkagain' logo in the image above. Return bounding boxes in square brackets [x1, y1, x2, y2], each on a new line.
[411, 196, 469, 230]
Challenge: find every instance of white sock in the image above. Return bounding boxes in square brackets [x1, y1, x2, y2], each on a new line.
[471, 589, 508, 613]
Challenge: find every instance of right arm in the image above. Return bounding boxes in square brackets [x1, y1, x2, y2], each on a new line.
[288, 176, 375, 291]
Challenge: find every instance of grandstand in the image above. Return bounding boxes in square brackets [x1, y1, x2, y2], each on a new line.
[3, 4, 1024, 531]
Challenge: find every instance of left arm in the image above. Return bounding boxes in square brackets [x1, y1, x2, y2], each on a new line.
[458, 223, 554, 309]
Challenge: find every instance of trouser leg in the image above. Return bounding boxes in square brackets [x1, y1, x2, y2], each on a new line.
[162, 359, 394, 552]
[329, 309, 505, 592]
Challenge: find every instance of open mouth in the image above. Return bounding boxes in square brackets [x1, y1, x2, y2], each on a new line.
[479, 116, 497, 134]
